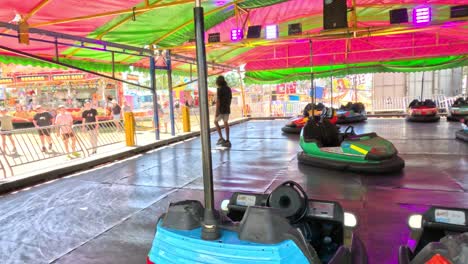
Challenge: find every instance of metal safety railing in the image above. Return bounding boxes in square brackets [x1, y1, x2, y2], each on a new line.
[0, 124, 88, 177]
[72, 120, 125, 154]
[371, 95, 463, 113]
[0, 120, 125, 178]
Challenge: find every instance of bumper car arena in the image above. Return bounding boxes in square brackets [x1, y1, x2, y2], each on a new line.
[0, 1, 468, 264]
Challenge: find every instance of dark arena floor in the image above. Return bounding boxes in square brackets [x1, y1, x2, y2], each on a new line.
[0, 118, 467, 264]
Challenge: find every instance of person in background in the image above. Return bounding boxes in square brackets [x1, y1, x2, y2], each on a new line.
[13, 104, 30, 124]
[0, 107, 19, 153]
[214, 75, 233, 148]
[82, 101, 99, 155]
[55, 105, 80, 158]
[122, 101, 132, 113]
[26, 99, 34, 111]
[33, 105, 54, 152]
[111, 100, 122, 131]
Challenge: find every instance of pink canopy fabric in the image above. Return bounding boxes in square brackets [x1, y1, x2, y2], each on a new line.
[0, 0, 466, 74]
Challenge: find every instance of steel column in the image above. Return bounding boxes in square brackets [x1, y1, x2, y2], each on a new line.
[150, 57, 160, 140]
[194, 0, 219, 240]
[309, 39, 315, 116]
[166, 50, 176, 136]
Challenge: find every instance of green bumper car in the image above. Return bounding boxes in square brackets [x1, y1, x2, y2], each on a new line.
[298, 121, 404, 173]
[447, 97, 468, 122]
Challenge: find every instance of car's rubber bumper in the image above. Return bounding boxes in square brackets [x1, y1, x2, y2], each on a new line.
[447, 114, 468, 122]
[455, 130, 468, 142]
[406, 115, 440, 122]
[281, 126, 302, 134]
[336, 115, 367, 124]
[297, 151, 405, 173]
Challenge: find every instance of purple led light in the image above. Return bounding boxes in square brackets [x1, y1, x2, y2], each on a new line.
[413, 5, 431, 25]
[231, 29, 243, 41]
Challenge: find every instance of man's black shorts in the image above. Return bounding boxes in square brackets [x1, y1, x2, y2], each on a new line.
[38, 128, 51, 137]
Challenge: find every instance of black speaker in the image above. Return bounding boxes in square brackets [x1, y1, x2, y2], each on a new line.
[288, 23, 302, 35]
[247, 25, 262, 38]
[323, 0, 348, 30]
[208, 33, 220, 43]
[389, 8, 408, 24]
[450, 5, 468, 18]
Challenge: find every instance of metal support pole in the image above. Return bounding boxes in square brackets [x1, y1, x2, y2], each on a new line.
[166, 50, 176, 136]
[309, 40, 315, 116]
[150, 57, 160, 140]
[353, 75, 357, 102]
[194, 0, 219, 240]
[330, 76, 334, 108]
[238, 68, 246, 117]
[420, 71, 425, 100]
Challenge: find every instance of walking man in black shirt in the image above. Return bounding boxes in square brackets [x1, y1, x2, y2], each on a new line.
[33, 105, 54, 152]
[214, 76, 232, 148]
[82, 101, 99, 154]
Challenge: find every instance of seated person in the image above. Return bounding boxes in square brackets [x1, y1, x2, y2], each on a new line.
[408, 99, 420, 108]
[340, 102, 352, 111]
[453, 97, 465, 106]
[461, 119, 468, 131]
[423, 99, 436, 108]
[303, 113, 340, 147]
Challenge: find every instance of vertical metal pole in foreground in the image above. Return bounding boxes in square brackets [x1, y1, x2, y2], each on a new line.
[238, 68, 246, 117]
[309, 40, 315, 117]
[150, 57, 160, 140]
[353, 74, 357, 102]
[330, 75, 334, 108]
[420, 71, 425, 100]
[194, 0, 219, 240]
[166, 50, 176, 136]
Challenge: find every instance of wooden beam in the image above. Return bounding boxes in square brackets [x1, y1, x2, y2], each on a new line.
[24, 0, 53, 20]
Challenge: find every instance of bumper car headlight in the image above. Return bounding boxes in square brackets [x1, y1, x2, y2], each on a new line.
[344, 212, 357, 227]
[408, 214, 423, 229]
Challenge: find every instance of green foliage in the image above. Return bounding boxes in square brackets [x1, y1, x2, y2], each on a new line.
[208, 71, 241, 88]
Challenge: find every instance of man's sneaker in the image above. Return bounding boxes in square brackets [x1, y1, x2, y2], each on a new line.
[222, 140, 232, 148]
[72, 152, 81, 157]
[42, 146, 46, 152]
[216, 138, 226, 145]
[67, 154, 73, 159]
[12, 147, 17, 153]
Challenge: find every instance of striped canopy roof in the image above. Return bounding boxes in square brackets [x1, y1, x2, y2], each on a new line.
[0, 0, 466, 82]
